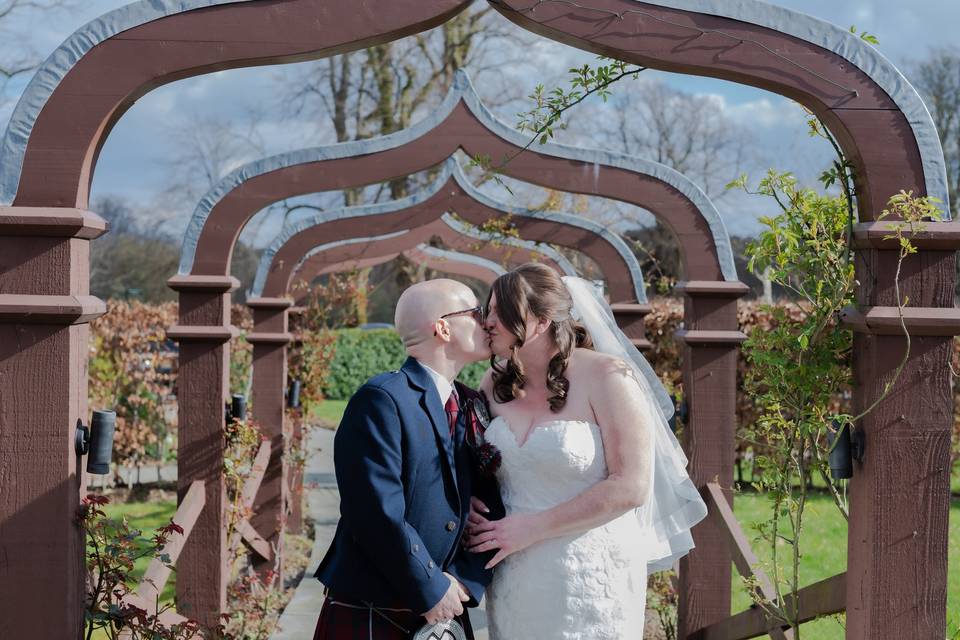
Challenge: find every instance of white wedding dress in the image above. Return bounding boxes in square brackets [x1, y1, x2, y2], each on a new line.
[484, 415, 651, 639]
[481, 277, 707, 639]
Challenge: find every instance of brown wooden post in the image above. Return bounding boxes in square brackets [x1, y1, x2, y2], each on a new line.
[673, 280, 748, 638]
[167, 274, 238, 627]
[0, 207, 106, 638]
[841, 225, 960, 639]
[611, 303, 653, 352]
[286, 306, 306, 535]
[246, 297, 293, 578]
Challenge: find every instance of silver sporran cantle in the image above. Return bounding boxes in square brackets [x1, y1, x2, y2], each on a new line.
[412, 619, 467, 640]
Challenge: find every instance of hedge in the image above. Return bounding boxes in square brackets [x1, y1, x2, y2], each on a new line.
[320, 328, 487, 399]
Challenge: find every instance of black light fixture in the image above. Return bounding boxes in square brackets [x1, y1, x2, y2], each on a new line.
[287, 379, 302, 410]
[827, 419, 865, 479]
[75, 409, 117, 475]
[226, 393, 247, 424]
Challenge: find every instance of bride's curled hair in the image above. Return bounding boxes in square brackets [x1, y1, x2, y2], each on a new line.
[488, 263, 593, 411]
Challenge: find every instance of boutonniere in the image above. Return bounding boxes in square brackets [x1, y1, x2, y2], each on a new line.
[464, 392, 501, 478]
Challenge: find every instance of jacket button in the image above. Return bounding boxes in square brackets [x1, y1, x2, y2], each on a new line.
[413, 544, 419, 553]
[446, 521, 457, 532]
[428, 560, 435, 569]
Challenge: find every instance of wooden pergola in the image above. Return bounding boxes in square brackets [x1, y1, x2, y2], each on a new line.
[0, 1, 955, 638]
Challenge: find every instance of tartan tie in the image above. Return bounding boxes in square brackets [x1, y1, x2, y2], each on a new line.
[444, 391, 460, 437]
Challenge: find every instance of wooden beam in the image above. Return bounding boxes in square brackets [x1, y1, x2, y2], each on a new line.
[236, 518, 273, 562]
[704, 482, 791, 640]
[240, 440, 272, 513]
[227, 441, 273, 557]
[133, 480, 206, 609]
[690, 573, 846, 640]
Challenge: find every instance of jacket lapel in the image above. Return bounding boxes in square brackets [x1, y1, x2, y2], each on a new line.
[401, 357, 458, 494]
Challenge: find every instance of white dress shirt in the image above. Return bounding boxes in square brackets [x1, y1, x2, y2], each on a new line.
[418, 360, 455, 405]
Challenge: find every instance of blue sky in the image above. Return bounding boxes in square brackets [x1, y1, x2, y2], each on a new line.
[1, 0, 957, 239]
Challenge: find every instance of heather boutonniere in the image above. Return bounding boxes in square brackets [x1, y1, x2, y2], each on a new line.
[464, 392, 502, 477]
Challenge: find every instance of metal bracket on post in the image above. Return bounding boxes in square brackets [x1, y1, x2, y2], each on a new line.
[74, 418, 89, 456]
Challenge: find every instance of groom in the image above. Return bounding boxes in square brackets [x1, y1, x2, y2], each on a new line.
[314, 279, 503, 639]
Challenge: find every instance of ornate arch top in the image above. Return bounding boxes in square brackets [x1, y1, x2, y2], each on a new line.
[0, 0, 946, 222]
[300, 244, 509, 285]
[288, 214, 577, 290]
[246, 158, 644, 301]
[490, 0, 949, 217]
[0, 0, 471, 207]
[251, 212, 576, 298]
[267, 216, 575, 297]
[178, 70, 736, 283]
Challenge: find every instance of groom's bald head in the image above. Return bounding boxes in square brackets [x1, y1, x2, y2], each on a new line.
[395, 279, 476, 349]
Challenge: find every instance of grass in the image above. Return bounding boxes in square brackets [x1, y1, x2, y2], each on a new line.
[102, 499, 178, 605]
[310, 398, 348, 427]
[86, 498, 178, 639]
[730, 491, 960, 638]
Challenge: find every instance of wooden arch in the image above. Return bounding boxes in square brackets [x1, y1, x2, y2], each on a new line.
[245, 159, 649, 305]
[296, 245, 508, 298]
[276, 216, 577, 300]
[0, 1, 955, 637]
[176, 70, 735, 283]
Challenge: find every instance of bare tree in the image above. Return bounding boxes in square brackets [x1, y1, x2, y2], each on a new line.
[592, 79, 749, 200]
[273, 6, 529, 206]
[0, 0, 78, 98]
[157, 110, 267, 210]
[911, 47, 960, 218]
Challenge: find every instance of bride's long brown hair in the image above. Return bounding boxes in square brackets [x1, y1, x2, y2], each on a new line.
[487, 263, 592, 411]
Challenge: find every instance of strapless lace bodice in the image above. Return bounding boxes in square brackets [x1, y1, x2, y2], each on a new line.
[483, 416, 648, 639]
[486, 417, 608, 512]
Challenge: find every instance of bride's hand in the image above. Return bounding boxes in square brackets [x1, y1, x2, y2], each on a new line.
[465, 512, 542, 569]
[466, 496, 490, 532]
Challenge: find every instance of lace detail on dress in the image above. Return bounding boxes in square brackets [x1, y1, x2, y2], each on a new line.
[484, 417, 648, 639]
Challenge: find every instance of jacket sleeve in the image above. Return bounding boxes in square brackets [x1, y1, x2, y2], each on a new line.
[447, 466, 506, 605]
[334, 384, 451, 613]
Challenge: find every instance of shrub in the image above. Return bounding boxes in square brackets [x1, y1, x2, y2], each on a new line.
[319, 329, 489, 399]
[321, 329, 408, 399]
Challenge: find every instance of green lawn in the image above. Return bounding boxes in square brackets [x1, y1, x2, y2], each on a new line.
[85, 499, 178, 638]
[102, 499, 178, 605]
[310, 398, 348, 427]
[729, 491, 960, 638]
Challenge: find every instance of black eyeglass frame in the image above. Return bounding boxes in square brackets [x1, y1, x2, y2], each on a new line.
[438, 305, 486, 324]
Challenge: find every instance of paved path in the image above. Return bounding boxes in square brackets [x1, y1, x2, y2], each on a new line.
[271, 428, 489, 639]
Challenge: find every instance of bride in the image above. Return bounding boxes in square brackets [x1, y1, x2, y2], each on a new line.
[465, 263, 707, 639]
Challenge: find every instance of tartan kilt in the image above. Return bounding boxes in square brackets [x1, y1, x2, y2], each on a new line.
[313, 594, 474, 640]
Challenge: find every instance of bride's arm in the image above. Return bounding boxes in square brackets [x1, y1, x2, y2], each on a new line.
[467, 355, 653, 568]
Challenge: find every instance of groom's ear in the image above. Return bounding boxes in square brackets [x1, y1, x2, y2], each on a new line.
[433, 318, 452, 342]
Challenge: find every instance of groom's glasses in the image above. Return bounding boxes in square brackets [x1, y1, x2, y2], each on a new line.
[439, 305, 485, 324]
[434, 306, 484, 337]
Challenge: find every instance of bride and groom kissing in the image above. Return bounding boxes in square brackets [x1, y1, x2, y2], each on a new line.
[313, 263, 708, 640]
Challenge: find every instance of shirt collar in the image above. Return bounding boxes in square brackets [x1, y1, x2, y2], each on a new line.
[418, 360, 454, 404]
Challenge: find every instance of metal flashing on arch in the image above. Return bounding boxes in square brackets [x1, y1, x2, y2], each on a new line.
[177, 70, 737, 282]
